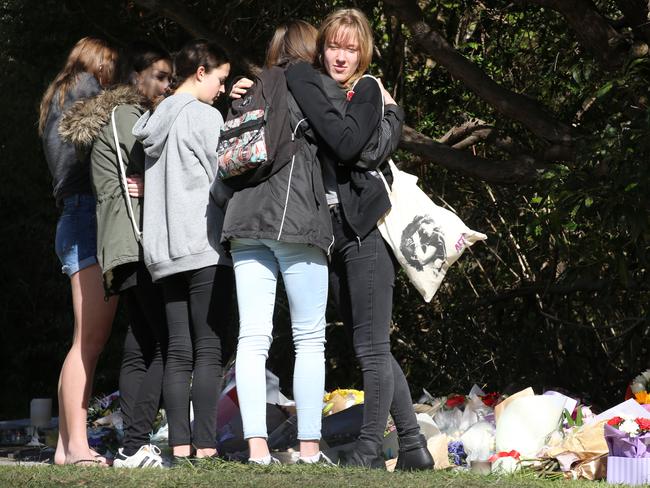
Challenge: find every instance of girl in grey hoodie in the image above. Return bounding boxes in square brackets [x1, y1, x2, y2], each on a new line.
[132, 39, 232, 462]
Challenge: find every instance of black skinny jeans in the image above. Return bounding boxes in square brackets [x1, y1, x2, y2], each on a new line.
[119, 265, 167, 456]
[329, 206, 420, 449]
[161, 265, 233, 448]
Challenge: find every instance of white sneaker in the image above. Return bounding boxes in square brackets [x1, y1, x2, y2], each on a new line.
[113, 444, 164, 468]
[296, 451, 336, 466]
[248, 455, 281, 466]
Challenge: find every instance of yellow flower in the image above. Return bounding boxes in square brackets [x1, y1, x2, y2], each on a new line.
[634, 391, 650, 404]
[322, 389, 364, 416]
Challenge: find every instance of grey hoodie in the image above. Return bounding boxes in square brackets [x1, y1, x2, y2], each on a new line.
[132, 93, 231, 281]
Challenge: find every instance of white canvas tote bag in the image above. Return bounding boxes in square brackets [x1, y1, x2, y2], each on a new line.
[376, 160, 487, 301]
[352, 74, 487, 301]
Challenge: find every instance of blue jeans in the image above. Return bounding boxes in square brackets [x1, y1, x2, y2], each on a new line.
[232, 238, 328, 441]
[55, 194, 98, 277]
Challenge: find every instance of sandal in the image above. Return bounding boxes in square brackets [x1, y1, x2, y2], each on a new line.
[70, 458, 107, 467]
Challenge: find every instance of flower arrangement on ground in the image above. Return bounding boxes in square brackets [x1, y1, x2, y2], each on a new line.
[630, 370, 650, 404]
[605, 415, 650, 485]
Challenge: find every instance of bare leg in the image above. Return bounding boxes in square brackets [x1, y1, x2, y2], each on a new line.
[248, 438, 315, 460]
[195, 447, 217, 458]
[248, 437, 270, 459]
[54, 264, 117, 465]
[172, 445, 192, 457]
[299, 440, 319, 458]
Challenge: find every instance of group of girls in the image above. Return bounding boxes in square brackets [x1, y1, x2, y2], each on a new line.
[39, 7, 434, 471]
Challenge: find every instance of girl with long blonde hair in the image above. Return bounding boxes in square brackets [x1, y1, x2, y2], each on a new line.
[39, 36, 119, 466]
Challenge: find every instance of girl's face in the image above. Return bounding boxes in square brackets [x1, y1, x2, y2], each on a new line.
[197, 63, 230, 104]
[323, 27, 360, 85]
[136, 59, 172, 103]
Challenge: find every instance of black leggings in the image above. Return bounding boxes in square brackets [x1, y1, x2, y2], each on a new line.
[329, 207, 420, 449]
[161, 265, 233, 448]
[119, 265, 167, 456]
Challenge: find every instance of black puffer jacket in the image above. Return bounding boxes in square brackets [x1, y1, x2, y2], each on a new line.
[286, 62, 405, 240]
[217, 92, 334, 253]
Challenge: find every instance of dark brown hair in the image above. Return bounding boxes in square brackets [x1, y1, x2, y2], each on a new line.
[265, 20, 318, 68]
[171, 39, 230, 91]
[118, 41, 171, 85]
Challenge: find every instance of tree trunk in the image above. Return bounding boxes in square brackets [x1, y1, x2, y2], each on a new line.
[516, 0, 628, 70]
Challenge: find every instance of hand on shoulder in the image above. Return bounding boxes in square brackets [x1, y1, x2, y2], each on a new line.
[229, 77, 254, 100]
[375, 78, 397, 106]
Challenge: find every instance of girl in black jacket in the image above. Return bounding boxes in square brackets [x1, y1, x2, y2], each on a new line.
[218, 21, 332, 465]
[285, 8, 434, 470]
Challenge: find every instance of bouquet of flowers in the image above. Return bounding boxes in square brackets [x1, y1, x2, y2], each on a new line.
[445, 394, 466, 409]
[630, 370, 650, 405]
[480, 392, 500, 408]
[322, 389, 364, 416]
[562, 404, 596, 430]
[605, 416, 650, 485]
[87, 391, 120, 425]
[606, 417, 650, 456]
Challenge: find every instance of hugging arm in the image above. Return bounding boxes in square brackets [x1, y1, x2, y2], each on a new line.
[286, 62, 382, 163]
[357, 104, 405, 170]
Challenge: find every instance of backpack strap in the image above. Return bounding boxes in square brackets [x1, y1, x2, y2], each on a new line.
[110, 106, 143, 243]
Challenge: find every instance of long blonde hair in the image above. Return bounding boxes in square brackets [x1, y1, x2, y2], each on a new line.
[38, 37, 117, 135]
[316, 8, 374, 87]
[265, 20, 318, 68]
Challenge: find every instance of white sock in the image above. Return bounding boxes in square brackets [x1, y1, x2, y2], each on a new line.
[249, 454, 272, 465]
[299, 452, 321, 463]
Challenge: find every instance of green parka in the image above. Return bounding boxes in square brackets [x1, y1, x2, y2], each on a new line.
[59, 86, 147, 293]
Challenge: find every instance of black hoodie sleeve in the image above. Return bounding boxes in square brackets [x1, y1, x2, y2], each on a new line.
[286, 61, 382, 164]
[357, 104, 405, 170]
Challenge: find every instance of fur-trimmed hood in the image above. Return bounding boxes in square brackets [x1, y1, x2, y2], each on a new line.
[59, 85, 146, 148]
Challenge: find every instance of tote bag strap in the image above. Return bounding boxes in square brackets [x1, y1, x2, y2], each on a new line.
[350, 74, 385, 114]
[111, 106, 143, 243]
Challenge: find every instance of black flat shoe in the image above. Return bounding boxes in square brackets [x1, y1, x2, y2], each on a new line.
[170, 455, 197, 468]
[395, 434, 434, 471]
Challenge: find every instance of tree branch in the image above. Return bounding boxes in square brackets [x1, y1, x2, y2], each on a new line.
[383, 0, 573, 146]
[132, 0, 543, 184]
[437, 120, 574, 163]
[438, 118, 488, 145]
[400, 125, 537, 183]
[132, 0, 257, 73]
[515, 0, 628, 70]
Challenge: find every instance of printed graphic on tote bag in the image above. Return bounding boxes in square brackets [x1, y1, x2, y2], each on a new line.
[377, 160, 487, 302]
[401, 215, 448, 274]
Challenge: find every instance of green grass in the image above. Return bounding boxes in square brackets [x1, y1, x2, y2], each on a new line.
[0, 462, 604, 487]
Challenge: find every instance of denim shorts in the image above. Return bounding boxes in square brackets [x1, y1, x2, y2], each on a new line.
[55, 194, 98, 277]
